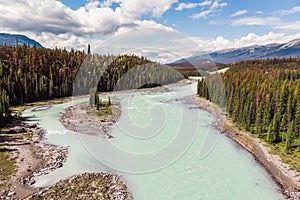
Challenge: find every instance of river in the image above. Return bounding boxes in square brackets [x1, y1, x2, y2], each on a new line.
[22, 82, 284, 200]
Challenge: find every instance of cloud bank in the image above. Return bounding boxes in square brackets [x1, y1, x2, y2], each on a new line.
[1, 0, 300, 63]
[0, 0, 178, 49]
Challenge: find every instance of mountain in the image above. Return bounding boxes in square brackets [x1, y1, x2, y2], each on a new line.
[0, 33, 42, 48]
[167, 58, 223, 72]
[172, 39, 300, 64]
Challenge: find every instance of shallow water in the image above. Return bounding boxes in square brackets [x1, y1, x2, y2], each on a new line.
[22, 82, 284, 200]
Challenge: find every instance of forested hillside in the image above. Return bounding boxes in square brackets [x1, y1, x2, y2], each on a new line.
[167, 58, 224, 78]
[0, 44, 182, 123]
[198, 58, 300, 155]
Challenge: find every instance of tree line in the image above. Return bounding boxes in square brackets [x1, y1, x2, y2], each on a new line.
[198, 58, 300, 153]
[0, 44, 183, 123]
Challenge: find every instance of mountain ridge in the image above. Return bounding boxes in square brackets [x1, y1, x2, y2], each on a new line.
[172, 39, 300, 64]
[0, 33, 42, 48]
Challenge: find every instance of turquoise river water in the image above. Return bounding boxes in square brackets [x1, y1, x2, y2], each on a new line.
[22, 82, 284, 200]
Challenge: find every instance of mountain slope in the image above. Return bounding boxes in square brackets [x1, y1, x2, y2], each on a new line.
[173, 39, 300, 64]
[0, 33, 42, 47]
[167, 58, 222, 71]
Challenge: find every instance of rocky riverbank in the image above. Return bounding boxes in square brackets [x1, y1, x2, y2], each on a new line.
[27, 172, 132, 200]
[0, 121, 68, 199]
[21, 123, 68, 186]
[184, 95, 300, 200]
[60, 102, 121, 138]
[1, 100, 133, 199]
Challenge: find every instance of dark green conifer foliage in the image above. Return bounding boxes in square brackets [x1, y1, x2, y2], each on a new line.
[197, 58, 300, 153]
[0, 44, 184, 123]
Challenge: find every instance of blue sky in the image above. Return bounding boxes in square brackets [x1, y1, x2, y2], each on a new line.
[1, 0, 300, 62]
[58, 0, 300, 39]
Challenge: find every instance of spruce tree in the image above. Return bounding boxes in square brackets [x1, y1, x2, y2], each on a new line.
[285, 120, 295, 153]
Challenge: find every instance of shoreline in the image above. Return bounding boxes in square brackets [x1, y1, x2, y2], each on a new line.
[1, 121, 68, 199]
[1, 98, 131, 199]
[27, 172, 132, 200]
[184, 95, 300, 199]
[58, 80, 300, 198]
[3, 81, 186, 199]
[4, 79, 298, 198]
[59, 102, 121, 138]
[58, 79, 189, 137]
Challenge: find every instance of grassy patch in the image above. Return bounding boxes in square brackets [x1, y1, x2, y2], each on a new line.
[0, 146, 15, 188]
[269, 143, 300, 172]
[0, 129, 31, 189]
[12, 105, 27, 113]
[240, 126, 300, 172]
[223, 123, 237, 133]
[221, 114, 300, 173]
[12, 96, 79, 113]
[95, 105, 112, 117]
[82, 103, 113, 117]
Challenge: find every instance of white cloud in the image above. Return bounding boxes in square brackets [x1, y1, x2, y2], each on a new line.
[279, 6, 300, 15]
[92, 30, 300, 63]
[232, 16, 300, 31]
[101, 0, 123, 7]
[92, 28, 194, 63]
[255, 10, 263, 14]
[232, 17, 280, 26]
[231, 32, 284, 47]
[172, 31, 300, 55]
[196, 32, 300, 52]
[119, 0, 178, 19]
[113, 20, 175, 36]
[275, 20, 300, 30]
[0, 0, 125, 36]
[29, 32, 92, 51]
[1, 0, 300, 64]
[230, 9, 247, 17]
[190, 0, 228, 19]
[175, 1, 212, 11]
[101, 0, 178, 18]
[191, 10, 210, 19]
[134, 30, 300, 63]
[0, 0, 178, 50]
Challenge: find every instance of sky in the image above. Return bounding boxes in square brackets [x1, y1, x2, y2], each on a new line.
[1, 0, 300, 62]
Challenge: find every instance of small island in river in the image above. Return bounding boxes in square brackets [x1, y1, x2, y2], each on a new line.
[0, 97, 131, 200]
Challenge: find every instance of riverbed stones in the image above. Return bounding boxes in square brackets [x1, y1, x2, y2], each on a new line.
[8, 126, 25, 133]
[7, 191, 15, 197]
[2, 104, 133, 199]
[27, 173, 132, 200]
[59, 102, 120, 139]
[23, 123, 37, 129]
[6, 122, 69, 188]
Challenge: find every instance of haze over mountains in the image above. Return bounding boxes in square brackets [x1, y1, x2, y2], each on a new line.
[0, 33, 42, 48]
[1, 33, 300, 65]
[173, 39, 300, 64]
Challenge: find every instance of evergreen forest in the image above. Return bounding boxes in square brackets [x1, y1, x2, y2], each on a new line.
[0, 44, 183, 123]
[198, 58, 300, 154]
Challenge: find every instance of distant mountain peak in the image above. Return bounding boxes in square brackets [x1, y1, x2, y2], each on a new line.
[0, 33, 42, 48]
[280, 39, 300, 49]
[172, 38, 300, 64]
